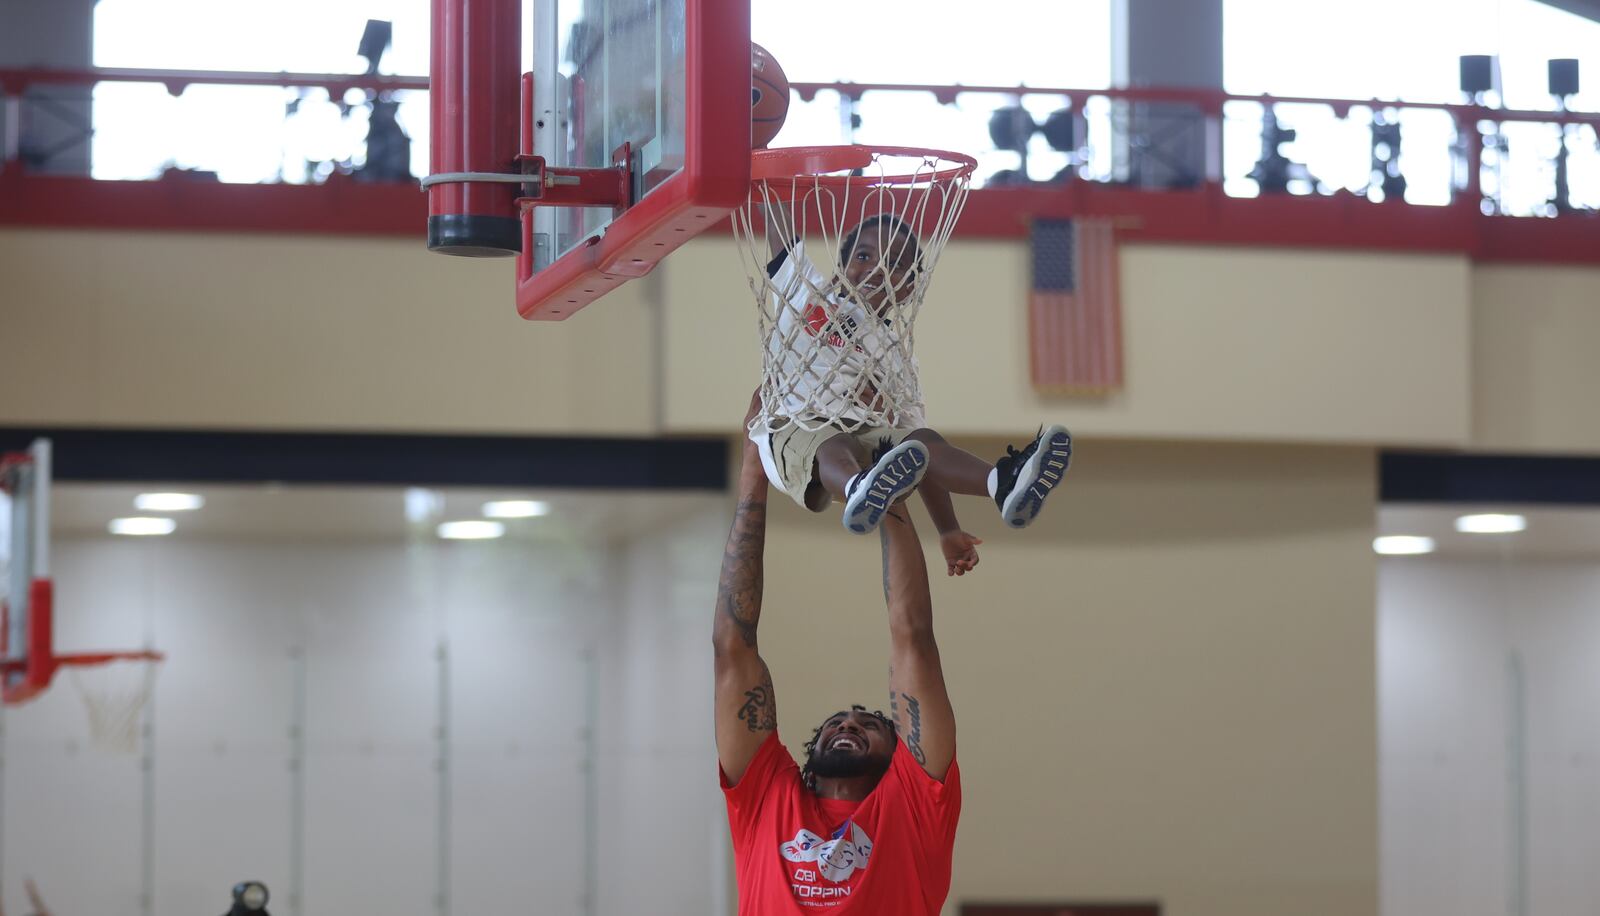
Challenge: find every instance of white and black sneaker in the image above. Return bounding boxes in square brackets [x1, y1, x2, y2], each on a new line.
[994, 425, 1073, 529]
[841, 439, 930, 535]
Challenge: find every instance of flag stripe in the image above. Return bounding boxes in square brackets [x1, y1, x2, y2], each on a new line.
[1028, 217, 1123, 392]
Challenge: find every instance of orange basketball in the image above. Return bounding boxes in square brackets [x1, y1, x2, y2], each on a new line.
[751, 42, 790, 148]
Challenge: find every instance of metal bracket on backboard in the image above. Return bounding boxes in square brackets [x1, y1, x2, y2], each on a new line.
[512, 142, 632, 213]
[514, 71, 632, 214]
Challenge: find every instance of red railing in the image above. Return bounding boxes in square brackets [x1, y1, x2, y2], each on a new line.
[2, 67, 1597, 263]
[787, 79, 1600, 210]
[0, 67, 428, 96]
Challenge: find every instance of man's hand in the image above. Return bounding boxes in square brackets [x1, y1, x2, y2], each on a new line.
[744, 387, 765, 435]
[24, 878, 50, 916]
[938, 530, 982, 577]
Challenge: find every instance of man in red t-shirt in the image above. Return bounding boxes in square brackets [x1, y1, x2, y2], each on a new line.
[714, 399, 961, 914]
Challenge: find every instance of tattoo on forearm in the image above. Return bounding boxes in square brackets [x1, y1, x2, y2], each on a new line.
[716, 498, 767, 647]
[901, 693, 927, 765]
[737, 675, 777, 732]
[879, 525, 892, 601]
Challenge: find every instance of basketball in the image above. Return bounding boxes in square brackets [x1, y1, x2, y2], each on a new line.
[751, 42, 790, 148]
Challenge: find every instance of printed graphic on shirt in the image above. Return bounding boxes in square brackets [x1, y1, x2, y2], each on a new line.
[801, 301, 855, 349]
[779, 820, 874, 904]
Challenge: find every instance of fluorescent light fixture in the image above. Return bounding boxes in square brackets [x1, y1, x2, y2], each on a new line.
[404, 488, 443, 524]
[109, 517, 177, 536]
[1454, 513, 1527, 534]
[482, 500, 550, 519]
[1374, 535, 1435, 556]
[134, 492, 204, 512]
[437, 520, 505, 540]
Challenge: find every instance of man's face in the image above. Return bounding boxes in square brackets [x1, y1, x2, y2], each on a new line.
[842, 228, 918, 311]
[808, 709, 896, 780]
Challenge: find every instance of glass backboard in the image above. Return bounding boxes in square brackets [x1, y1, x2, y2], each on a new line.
[530, 0, 690, 267]
[514, 0, 748, 319]
[427, 0, 746, 318]
[2, 440, 49, 699]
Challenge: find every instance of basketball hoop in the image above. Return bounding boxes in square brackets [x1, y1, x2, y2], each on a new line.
[732, 146, 976, 435]
[65, 652, 163, 753]
[3, 646, 164, 752]
[1, 440, 164, 748]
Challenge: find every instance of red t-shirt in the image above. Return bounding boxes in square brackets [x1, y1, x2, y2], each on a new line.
[721, 732, 961, 914]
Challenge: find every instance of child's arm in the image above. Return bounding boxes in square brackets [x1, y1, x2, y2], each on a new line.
[918, 483, 981, 577]
[761, 201, 793, 262]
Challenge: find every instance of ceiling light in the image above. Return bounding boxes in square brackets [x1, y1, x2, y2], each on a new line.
[1454, 513, 1527, 534]
[134, 492, 204, 512]
[1374, 535, 1435, 556]
[437, 520, 505, 540]
[109, 517, 177, 536]
[404, 488, 442, 524]
[482, 500, 549, 519]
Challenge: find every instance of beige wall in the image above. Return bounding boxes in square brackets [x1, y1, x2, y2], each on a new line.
[0, 228, 1472, 448]
[1473, 264, 1600, 454]
[664, 239, 1474, 446]
[751, 439, 1379, 916]
[6, 228, 1599, 457]
[0, 229, 654, 433]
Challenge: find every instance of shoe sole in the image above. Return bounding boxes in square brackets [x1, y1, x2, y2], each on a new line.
[842, 440, 930, 535]
[1000, 425, 1073, 529]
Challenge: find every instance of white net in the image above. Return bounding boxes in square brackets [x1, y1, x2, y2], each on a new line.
[68, 657, 160, 754]
[733, 147, 974, 434]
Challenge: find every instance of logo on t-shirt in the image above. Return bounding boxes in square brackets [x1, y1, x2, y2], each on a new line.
[801, 303, 858, 349]
[780, 821, 874, 902]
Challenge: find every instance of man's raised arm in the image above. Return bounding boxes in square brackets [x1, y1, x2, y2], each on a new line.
[713, 399, 779, 785]
[882, 507, 957, 781]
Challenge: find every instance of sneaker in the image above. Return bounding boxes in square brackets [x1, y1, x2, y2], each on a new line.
[994, 425, 1073, 529]
[842, 439, 930, 534]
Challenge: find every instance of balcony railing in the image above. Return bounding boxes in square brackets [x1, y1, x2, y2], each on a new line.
[2, 67, 1597, 259]
[0, 67, 428, 184]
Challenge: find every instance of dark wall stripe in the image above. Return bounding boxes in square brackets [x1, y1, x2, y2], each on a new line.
[0, 428, 728, 491]
[1381, 451, 1600, 505]
[9, 432, 1594, 506]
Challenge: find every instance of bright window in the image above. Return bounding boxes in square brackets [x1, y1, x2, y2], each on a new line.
[1224, 0, 1600, 210]
[92, 0, 432, 182]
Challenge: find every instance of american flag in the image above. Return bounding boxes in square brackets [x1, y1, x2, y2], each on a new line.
[1028, 218, 1123, 394]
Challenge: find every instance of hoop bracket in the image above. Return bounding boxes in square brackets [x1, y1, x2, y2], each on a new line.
[1, 577, 165, 706]
[513, 141, 632, 210]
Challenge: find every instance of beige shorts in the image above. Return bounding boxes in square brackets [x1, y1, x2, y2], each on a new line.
[752, 422, 920, 510]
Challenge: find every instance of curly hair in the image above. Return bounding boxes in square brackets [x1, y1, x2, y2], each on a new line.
[800, 704, 898, 792]
[837, 215, 925, 282]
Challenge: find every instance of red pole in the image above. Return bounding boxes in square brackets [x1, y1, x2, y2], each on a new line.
[26, 578, 55, 692]
[428, 0, 522, 256]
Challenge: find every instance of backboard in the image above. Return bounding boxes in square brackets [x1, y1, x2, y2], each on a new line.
[426, 0, 750, 320]
[1, 439, 50, 702]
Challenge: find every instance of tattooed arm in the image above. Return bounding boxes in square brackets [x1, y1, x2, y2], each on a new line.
[881, 506, 957, 781]
[713, 398, 779, 785]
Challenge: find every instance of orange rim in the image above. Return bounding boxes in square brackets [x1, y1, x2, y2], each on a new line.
[54, 650, 165, 667]
[750, 144, 978, 189]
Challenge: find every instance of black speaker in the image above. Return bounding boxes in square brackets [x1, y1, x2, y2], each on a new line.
[1550, 58, 1580, 98]
[987, 106, 1036, 154]
[1040, 108, 1077, 153]
[1461, 55, 1495, 95]
[358, 19, 393, 75]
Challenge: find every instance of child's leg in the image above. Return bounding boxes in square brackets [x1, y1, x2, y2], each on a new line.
[903, 428, 993, 497]
[829, 430, 932, 535]
[813, 432, 869, 504]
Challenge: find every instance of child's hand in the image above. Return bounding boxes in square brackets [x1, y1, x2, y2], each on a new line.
[939, 530, 982, 577]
